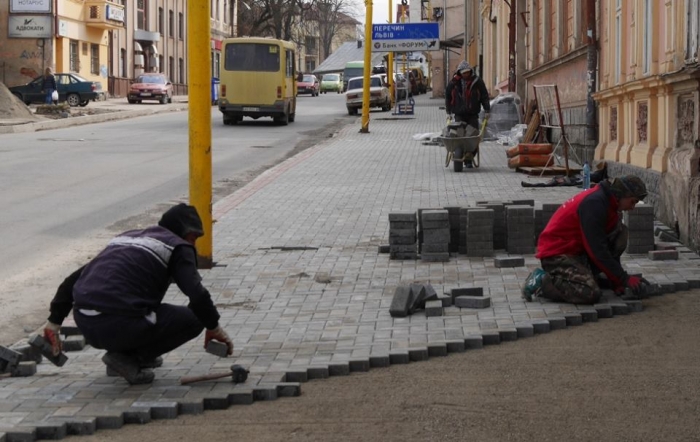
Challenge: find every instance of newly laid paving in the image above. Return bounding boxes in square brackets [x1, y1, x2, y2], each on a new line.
[1, 96, 699, 441]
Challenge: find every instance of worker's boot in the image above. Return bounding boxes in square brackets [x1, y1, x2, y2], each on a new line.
[522, 268, 546, 301]
[106, 355, 163, 376]
[102, 352, 155, 385]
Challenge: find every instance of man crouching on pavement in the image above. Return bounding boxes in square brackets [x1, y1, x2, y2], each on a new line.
[522, 175, 648, 304]
[42, 203, 233, 385]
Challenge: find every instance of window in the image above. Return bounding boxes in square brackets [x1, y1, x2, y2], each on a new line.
[159, 55, 164, 73]
[90, 44, 100, 75]
[70, 40, 79, 72]
[224, 43, 281, 72]
[158, 7, 163, 35]
[178, 13, 184, 39]
[82, 42, 88, 56]
[210, 0, 214, 18]
[169, 10, 174, 38]
[214, 52, 220, 77]
[179, 58, 184, 83]
[137, 0, 147, 30]
[224, 0, 228, 23]
[305, 36, 316, 53]
[216, 0, 220, 20]
[169, 56, 174, 80]
[120, 48, 127, 77]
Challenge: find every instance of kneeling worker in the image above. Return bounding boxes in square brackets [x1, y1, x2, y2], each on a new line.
[42, 204, 233, 384]
[523, 175, 648, 304]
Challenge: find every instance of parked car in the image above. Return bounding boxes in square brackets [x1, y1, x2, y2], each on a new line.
[128, 73, 173, 104]
[320, 73, 342, 94]
[380, 73, 407, 100]
[345, 75, 391, 115]
[9, 73, 102, 107]
[296, 74, 320, 96]
[410, 68, 428, 94]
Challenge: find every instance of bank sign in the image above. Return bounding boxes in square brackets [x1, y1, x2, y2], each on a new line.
[371, 23, 440, 52]
[9, 15, 53, 38]
[10, 0, 52, 13]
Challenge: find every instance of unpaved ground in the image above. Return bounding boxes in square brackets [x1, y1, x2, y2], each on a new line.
[68, 292, 700, 442]
[0, 81, 36, 120]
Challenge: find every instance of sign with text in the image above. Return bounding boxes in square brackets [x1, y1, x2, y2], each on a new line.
[9, 15, 53, 38]
[371, 23, 440, 52]
[10, 0, 52, 13]
[106, 5, 125, 22]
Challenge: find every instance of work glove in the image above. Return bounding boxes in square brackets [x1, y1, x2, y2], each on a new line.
[617, 275, 643, 298]
[204, 326, 233, 356]
[484, 112, 490, 119]
[43, 321, 62, 356]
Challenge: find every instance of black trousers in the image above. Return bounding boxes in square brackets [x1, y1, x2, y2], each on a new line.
[74, 304, 204, 361]
[454, 114, 479, 130]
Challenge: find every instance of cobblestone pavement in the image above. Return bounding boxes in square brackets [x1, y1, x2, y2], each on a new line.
[1, 96, 698, 441]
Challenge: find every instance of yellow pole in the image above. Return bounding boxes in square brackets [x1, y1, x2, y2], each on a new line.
[388, 0, 394, 108]
[188, 0, 213, 268]
[360, 0, 373, 133]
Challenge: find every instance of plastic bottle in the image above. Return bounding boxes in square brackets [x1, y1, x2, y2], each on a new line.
[582, 161, 591, 190]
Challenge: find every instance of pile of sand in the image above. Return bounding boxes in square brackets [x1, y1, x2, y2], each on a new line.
[0, 81, 37, 120]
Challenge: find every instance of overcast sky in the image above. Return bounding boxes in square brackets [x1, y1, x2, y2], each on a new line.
[349, 0, 392, 26]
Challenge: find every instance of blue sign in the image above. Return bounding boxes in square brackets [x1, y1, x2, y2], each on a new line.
[371, 23, 440, 52]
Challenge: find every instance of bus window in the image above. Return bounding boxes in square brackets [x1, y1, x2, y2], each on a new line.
[224, 43, 280, 72]
[286, 49, 294, 77]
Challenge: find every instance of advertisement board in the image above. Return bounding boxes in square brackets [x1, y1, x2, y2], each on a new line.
[8, 15, 53, 38]
[10, 0, 52, 14]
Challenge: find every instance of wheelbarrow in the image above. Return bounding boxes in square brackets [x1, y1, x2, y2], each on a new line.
[438, 117, 489, 172]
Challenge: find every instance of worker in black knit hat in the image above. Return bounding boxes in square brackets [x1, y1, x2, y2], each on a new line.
[523, 175, 649, 304]
[42, 203, 232, 385]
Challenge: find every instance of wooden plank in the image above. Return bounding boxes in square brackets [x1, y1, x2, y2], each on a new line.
[516, 166, 582, 176]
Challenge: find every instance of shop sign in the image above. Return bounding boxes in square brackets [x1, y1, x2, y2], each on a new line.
[8, 15, 53, 38]
[106, 5, 125, 22]
[10, 0, 52, 13]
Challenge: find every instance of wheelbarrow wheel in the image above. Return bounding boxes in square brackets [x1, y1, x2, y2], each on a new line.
[453, 160, 463, 172]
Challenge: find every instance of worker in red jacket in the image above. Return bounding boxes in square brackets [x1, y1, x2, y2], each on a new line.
[522, 175, 648, 304]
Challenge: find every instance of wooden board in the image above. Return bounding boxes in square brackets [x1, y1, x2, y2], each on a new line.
[516, 166, 582, 176]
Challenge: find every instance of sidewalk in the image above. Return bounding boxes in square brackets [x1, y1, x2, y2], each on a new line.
[0, 95, 698, 440]
[0, 96, 189, 135]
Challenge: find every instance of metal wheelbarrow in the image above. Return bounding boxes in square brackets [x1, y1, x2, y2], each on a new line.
[438, 117, 489, 172]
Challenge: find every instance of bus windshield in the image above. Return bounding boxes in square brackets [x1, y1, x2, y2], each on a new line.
[224, 43, 280, 72]
[344, 67, 364, 79]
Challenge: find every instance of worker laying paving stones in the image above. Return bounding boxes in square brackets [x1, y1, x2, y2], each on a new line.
[522, 175, 651, 304]
[41, 204, 233, 385]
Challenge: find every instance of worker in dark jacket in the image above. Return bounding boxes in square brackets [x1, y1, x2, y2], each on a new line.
[42, 204, 232, 385]
[522, 175, 648, 304]
[42, 68, 57, 104]
[445, 60, 490, 167]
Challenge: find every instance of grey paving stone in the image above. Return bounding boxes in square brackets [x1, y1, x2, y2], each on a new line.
[445, 340, 466, 353]
[10, 362, 36, 378]
[481, 332, 501, 345]
[427, 344, 448, 357]
[437, 294, 452, 307]
[94, 414, 124, 430]
[252, 387, 278, 401]
[609, 303, 630, 315]
[306, 367, 330, 379]
[31, 423, 67, 440]
[688, 278, 700, 289]
[275, 383, 302, 397]
[671, 280, 690, 291]
[531, 321, 551, 334]
[425, 300, 443, 317]
[203, 396, 230, 410]
[408, 348, 429, 362]
[454, 296, 491, 309]
[658, 282, 676, 294]
[0, 427, 35, 442]
[389, 284, 415, 318]
[494, 256, 525, 268]
[348, 359, 370, 372]
[389, 212, 416, 222]
[123, 408, 152, 424]
[58, 325, 82, 337]
[564, 313, 583, 326]
[498, 329, 518, 342]
[369, 355, 391, 368]
[229, 391, 255, 406]
[389, 352, 410, 364]
[284, 370, 308, 383]
[137, 401, 179, 419]
[8, 343, 42, 365]
[515, 323, 535, 338]
[328, 363, 350, 376]
[378, 244, 390, 254]
[62, 336, 86, 352]
[547, 317, 567, 330]
[593, 304, 614, 318]
[420, 252, 450, 262]
[578, 310, 599, 322]
[449, 287, 483, 299]
[178, 401, 204, 414]
[625, 300, 644, 313]
[62, 418, 96, 436]
[464, 336, 484, 349]
[0, 346, 22, 368]
[648, 250, 679, 260]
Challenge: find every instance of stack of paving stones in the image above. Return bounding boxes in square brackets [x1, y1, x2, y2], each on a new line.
[505, 205, 535, 254]
[624, 204, 655, 254]
[458, 207, 471, 254]
[388, 212, 418, 260]
[535, 203, 560, 242]
[476, 201, 507, 250]
[420, 210, 450, 262]
[444, 206, 462, 253]
[465, 209, 494, 257]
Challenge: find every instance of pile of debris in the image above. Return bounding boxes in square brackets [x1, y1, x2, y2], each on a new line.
[0, 81, 37, 121]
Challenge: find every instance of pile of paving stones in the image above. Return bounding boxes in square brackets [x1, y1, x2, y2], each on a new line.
[389, 283, 493, 318]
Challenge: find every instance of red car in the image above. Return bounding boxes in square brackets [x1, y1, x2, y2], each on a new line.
[296, 74, 319, 97]
[128, 73, 173, 104]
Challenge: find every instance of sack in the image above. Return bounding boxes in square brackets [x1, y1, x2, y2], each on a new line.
[51, 90, 59, 101]
[508, 154, 552, 169]
[506, 143, 553, 158]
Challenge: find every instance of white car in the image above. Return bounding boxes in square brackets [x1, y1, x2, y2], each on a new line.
[345, 75, 391, 115]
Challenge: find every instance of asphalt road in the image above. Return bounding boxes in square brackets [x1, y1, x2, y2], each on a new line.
[0, 92, 351, 344]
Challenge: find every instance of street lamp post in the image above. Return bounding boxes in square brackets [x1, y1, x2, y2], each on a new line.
[360, 0, 373, 133]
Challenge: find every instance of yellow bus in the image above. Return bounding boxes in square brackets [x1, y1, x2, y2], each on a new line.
[218, 37, 297, 125]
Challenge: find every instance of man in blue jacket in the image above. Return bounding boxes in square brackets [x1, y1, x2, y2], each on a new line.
[43, 204, 232, 384]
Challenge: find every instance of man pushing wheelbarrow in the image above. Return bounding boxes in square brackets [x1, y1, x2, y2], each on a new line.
[444, 61, 491, 171]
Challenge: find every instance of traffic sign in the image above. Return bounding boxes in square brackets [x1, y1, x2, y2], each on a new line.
[371, 23, 440, 52]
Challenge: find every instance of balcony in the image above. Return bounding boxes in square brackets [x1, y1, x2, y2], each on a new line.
[85, 1, 125, 30]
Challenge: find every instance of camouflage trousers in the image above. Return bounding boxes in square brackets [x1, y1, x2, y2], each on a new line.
[540, 224, 628, 304]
